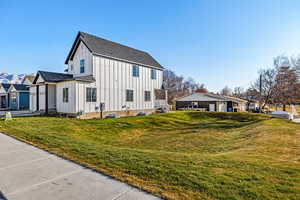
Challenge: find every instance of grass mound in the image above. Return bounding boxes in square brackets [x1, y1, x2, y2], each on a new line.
[0, 112, 299, 200]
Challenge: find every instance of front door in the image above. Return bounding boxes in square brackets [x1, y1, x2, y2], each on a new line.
[0, 96, 6, 108]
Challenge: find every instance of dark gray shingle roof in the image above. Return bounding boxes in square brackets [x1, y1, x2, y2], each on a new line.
[12, 84, 29, 91]
[73, 75, 95, 82]
[65, 32, 164, 69]
[33, 71, 95, 84]
[1, 83, 11, 92]
[37, 71, 73, 83]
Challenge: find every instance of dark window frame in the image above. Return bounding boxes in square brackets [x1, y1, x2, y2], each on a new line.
[80, 59, 85, 73]
[144, 91, 151, 101]
[63, 88, 69, 103]
[151, 69, 156, 80]
[132, 65, 139, 77]
[86, 88, 97, 102]
[126, 89, 134, 102]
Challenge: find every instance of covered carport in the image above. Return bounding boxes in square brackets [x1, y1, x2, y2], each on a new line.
[175, 92, 237, 112]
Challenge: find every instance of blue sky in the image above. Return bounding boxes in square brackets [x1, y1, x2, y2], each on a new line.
[1, 0, 300, 92]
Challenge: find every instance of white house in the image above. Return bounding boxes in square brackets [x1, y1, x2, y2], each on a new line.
[30, 32, 167, 118]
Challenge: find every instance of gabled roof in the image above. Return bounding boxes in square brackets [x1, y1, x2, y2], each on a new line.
[1, 83, 11, 92]
[12, 84, 29, 91]
[33, 71, 95, 84]
[22, 75, 35, 85]
[65, 32, 164, 70]
[176, 93, 237, 102]
[33, 71, 74, 84]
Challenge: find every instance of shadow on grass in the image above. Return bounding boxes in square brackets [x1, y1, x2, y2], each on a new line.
[0, 191, 7, 200]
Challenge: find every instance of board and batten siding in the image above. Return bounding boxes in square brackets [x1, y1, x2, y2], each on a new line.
[29, 86, 36, 111]
[67, 41, 93, 77]
[72, 55, 163, 113]
[38, 85, 46, 111]
[56, 81, 77, 114]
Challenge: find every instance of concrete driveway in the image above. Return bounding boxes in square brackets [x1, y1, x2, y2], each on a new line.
[0, 133, 160, 200]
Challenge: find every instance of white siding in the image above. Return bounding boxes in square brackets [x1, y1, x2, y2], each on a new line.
[48, 84, 56, 110]
[30, 86, 36, 111]
[67, 42, 93, 77]
[56, 81, 77, 114]
[39, 85, 46, 111]
[73, 55, 163, 113]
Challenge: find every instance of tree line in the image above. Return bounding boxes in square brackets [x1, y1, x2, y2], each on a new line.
[219, 55, 300, 111]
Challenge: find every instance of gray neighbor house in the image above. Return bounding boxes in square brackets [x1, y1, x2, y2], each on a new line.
[176, 92, 247, 112]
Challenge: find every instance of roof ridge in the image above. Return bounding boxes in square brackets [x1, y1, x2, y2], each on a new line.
[80, 32, 149, 55]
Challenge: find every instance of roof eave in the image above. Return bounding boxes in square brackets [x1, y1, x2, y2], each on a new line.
[92, 52, 164, 70]
[64, 32, 93, 65]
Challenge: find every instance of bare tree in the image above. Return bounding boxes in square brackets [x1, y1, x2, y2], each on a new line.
[220, 86, 232, 96]
[252, 68, 277, 109]
[232, 87, 244, 98]
[244, 88, 260, 101]
[163, 69, 204, 104]
[274, 66, 300, 111]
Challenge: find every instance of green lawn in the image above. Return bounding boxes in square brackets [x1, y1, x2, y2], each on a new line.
[0, 112, 299, 200]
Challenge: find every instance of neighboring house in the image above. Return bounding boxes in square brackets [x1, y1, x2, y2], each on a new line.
[22, 75, 35, 85]
[176, 92, 247, 112]
[0, 83, 10, 109]
[0, 83, 30, 110]
[223, 96, 248, 112]
[247, 100, 259, 112]
[30, 32, 167, 118]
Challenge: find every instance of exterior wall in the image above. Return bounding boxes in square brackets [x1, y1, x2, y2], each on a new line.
[56, 81, 77, 114]
[0, 94, 8, 108]
[176, 101, 217, 111]
[48, 84, 56, 110]
[76, 55, 163, 113]
[9, 92, 19, 110]
[29, 86, 36, 111]
[216, 102, 227, 112]
[78, 109, 156, 119]
[67, 41, 93, 77]
[39, 85, 46, 111]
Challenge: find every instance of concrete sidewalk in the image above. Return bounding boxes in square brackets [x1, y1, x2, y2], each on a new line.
[0, 133, 160, 200]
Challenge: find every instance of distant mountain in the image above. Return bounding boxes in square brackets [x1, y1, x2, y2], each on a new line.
[0, 73, 26, 84]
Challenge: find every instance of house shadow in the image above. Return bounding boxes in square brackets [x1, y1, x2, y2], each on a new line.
[0, 191, 7, 200]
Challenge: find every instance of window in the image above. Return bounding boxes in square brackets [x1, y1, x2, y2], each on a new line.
[80, 59, 85, 73]
[132, 65, 139, 77]
[151, 69, 156, 80]
[126, 90, 134, 102]
[11, 93, 17, 103]
[63, 88, 69, 103]
[86, 88, 97, 102]
[145, 91, 151, 101]
[70, 65, 74, 71]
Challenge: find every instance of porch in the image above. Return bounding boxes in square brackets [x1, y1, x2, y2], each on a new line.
[30, 84, 57, 114]
[0, 94, 8, 110]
